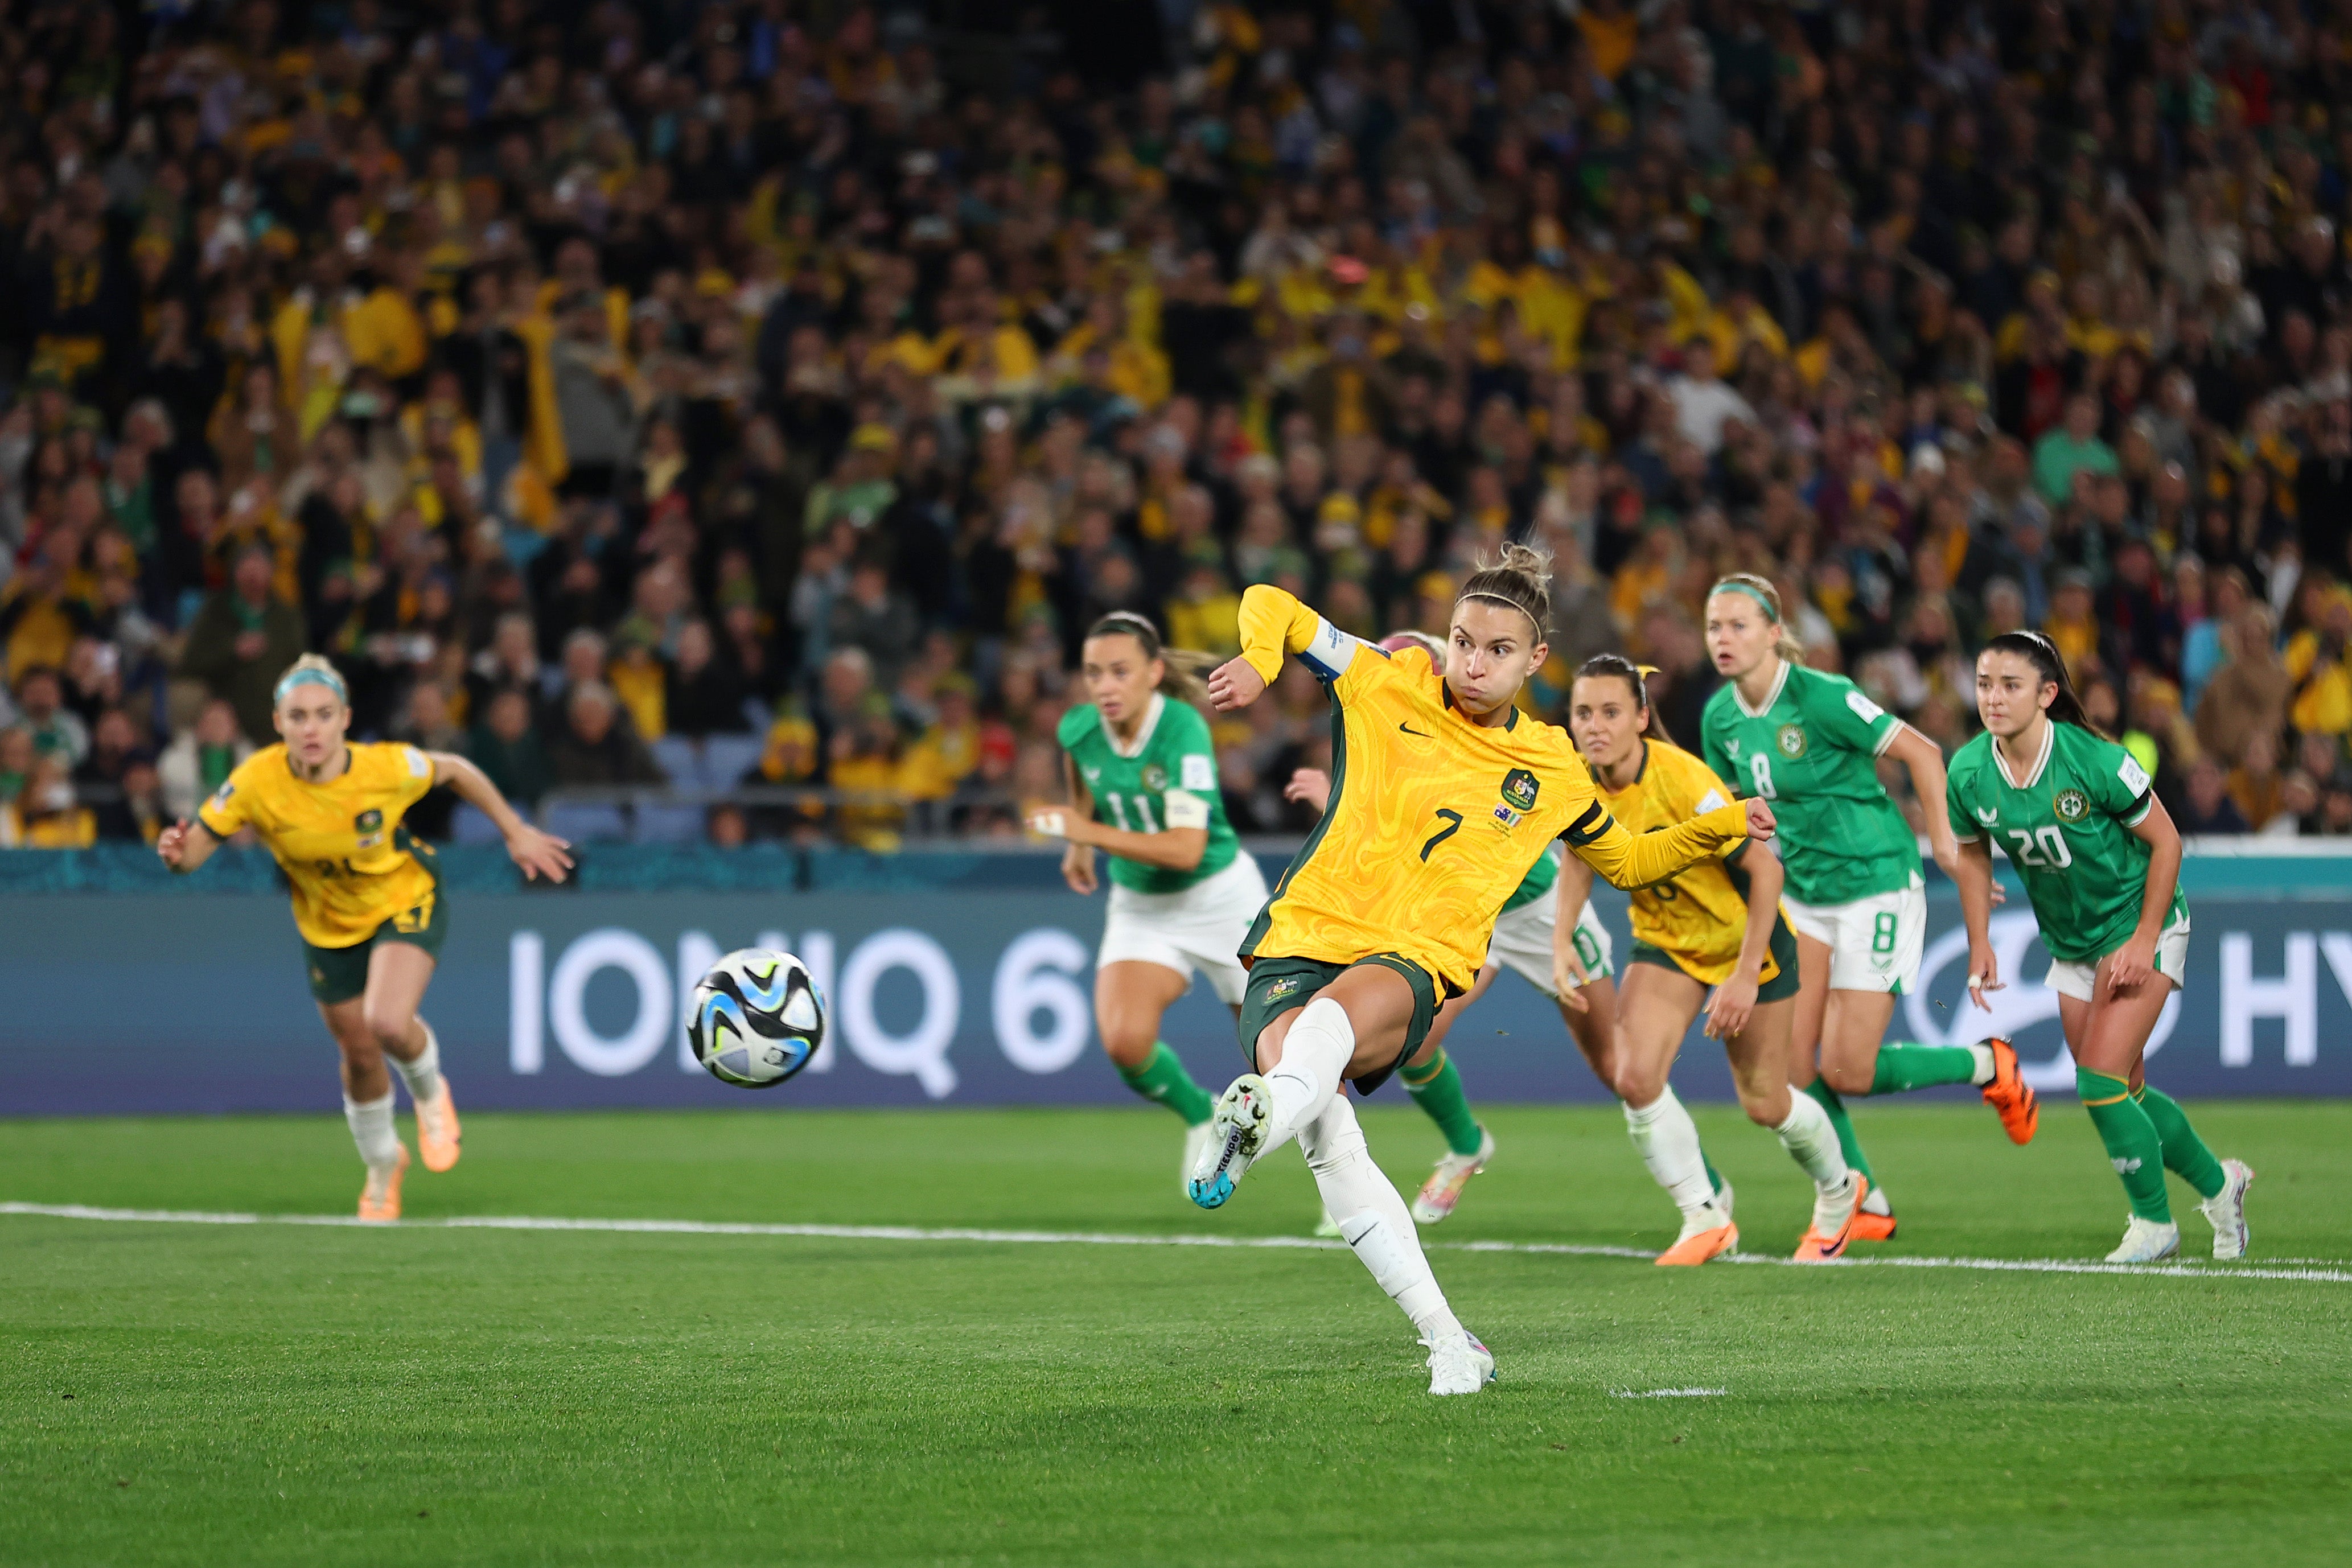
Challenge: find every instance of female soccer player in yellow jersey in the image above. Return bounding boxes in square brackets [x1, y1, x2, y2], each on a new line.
[1284, 630, 1696, 1233]
[1558, 656, 1866, 1264]
[1699, 575, 2040, 1242]
[1192, 548, 1774, 1395]
[155, 655, 573, 1220]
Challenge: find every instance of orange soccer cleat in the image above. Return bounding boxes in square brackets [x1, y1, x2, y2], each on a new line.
[1655, 1215, 1740, 1266]
[1979, 1036, 2040, 1145]
[357, 1144, 410, 1223]
[415, 1076, 462, 1173]
[1792, 1173, 1868, 1263]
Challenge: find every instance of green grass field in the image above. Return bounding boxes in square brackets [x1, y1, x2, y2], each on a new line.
[5, 1100, 2349, 1567]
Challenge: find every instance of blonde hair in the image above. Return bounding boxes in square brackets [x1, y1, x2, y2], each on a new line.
[273, 652, 349, 709]
[1708, 572, 1806, 664]
[1455, 542, 1554, 640]
[1084, 612, 1217, 710]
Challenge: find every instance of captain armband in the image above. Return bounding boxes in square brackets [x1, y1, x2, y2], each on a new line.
[1161, 791, 1211, 830]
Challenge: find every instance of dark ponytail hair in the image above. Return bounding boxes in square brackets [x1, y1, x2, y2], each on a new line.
[1983, 631, 2103, 737]
[1573, 652, 1672, 743]
[1084, 611, 1216, 710]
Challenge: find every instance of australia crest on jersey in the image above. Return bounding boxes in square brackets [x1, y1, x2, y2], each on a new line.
[1500, 768, 1540, 813]
[355, 807, 386, 849]
[1775, 723, 1808, 759]
[1266, 975, 1305, 1001]
[2053, 788, 2088, 822]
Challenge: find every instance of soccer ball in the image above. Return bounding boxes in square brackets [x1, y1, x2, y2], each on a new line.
[689, 949, 826, 1089]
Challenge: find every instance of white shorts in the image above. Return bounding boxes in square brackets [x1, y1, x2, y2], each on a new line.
[1782, 874, 1926, 994]
[1097, 852, 1269, 1005]
[2045, 911, 2191, 1002]
[1484, 895, 1614, 998]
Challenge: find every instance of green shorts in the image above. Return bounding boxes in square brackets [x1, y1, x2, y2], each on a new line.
[304, 890, 449, 1005]
[1235, 953, 1443, 1097]
[1629, 911, 1802, 1004]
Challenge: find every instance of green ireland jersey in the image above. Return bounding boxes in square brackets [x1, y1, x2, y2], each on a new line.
[1700, 660, 1919, 905]
[1499, 842, 1561, 914]
[1943, 720, 2186, 965]
[1056, 693, 1239, 895]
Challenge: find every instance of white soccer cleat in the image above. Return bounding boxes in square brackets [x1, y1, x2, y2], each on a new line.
[1411, 1126, 1496, 1224]
[1181, 1120, 1219, 1199]
[2104, 1215, 2181, 1264]
[1715, 1178, 1736, 1223]
[1187, 1075, 1272, 1209]
[2199, 1158, 2256, 1261]
[1422, 1329, 1497, 1396]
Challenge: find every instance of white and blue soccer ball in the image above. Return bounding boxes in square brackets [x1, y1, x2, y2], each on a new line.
[689, 949, 826, 1089]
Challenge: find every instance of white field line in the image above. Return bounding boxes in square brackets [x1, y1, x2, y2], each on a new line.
[6, 1200, 2349, 1284]
[1612, 1388, 1728, 1398]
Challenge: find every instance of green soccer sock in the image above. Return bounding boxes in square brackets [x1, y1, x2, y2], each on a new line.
[1400, 1049, 1485, 1158]
[2134, 1084, 2226, 1200]
[2079, 1069, 2171, 1222]
[1869, 1042, 1983, 1095]
[1118, 1043, 1215, 1126]
[1803, 1079, 1874, 1183]
[1703, 1149, 1726, 1200]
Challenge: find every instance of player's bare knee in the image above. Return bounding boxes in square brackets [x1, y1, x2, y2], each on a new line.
[362, 1005, 414, 1059]
[1821, 1060, 1873, 1096]
[1099, 1028, 1156, 1071]
[1614, 1065, 1668, 1106]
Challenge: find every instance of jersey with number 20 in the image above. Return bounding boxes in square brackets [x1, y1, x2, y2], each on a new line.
[1943, 719, 2186, 965]
[1700, 660, 1919, 906]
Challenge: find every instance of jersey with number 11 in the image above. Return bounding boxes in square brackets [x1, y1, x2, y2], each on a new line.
[1058, 692, 1239, 895]
[1699, 659, 1919, 906]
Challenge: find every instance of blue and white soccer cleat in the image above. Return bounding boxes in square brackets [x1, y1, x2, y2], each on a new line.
[2198, 1158, 2256, 1261]
[2104, 1215, 2181, 1264]
[1187, 1075, 1272, 1209]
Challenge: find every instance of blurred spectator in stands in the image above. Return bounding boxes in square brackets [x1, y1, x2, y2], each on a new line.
[2182, 567, 2252, 711]
[2284, 582, 2352, 743]
[468, 688, 552, 813]
[830, 696, 908, 851]
[666, 620, 750, 739]
[2228, 732, 2287, 834]
[467, 612, 543, 726]
[708, 803, 750, 850]
[2263, 772, 2326, 838]
[0, 727, 30, 812]
[11, 666, 89, 768]
[3, 754, 95, 847]
[2197, 607, 2291, 767]
[159, 699, 253, 822]
[179, 546, 306, 744]
[93, 752, 166, 845]
[827, 558, 921, 690]
[2180, 758, 2251, 837]
[548, 682, 663, 789]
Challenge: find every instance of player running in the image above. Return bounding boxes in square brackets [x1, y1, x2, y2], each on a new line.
[1026, 612, 1268, 1192]
[1948, 632, 2254, 1263]
[1284, 635, 1729, 1232]
[1559, 655, 1862, 1262]
[1700, 574, 2040, 1239]
[1191, 550, 1775, 1394]
[155, 655, 571, 1220]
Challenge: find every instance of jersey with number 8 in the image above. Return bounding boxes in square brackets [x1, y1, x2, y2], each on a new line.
[1943, 719, 2186, 965]
[1699, 660, 1920, 906]
[1057, 693, 1240, 894]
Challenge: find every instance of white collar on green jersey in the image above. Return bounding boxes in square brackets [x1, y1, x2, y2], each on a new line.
[1732, 657, 1793, 719]
[1104, 692, 1166, 759]
[1992, 716, 2055, 792]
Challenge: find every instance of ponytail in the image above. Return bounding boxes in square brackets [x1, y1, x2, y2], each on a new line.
[1456, 542, 1554, 641]
[1708, 571, 1806, 664]
[1984, 630, 2104, 737]
[1574, 652, 1672, 743]
[1084, 611, 1216, 710]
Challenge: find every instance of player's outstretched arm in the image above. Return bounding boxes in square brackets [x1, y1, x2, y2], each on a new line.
[1885, 725, 1960, 878]
[1568, 799, 1763, 891]
[156, 818, 221, 875]
[2111, 794, 2185, 997]
[426, 751, 575, 883]
[1549, 854, 1594, 1011]
[1212, 585, 1350, 711]
[1028, 805, 1209, 872]
[1705, 841, 1783, 1040]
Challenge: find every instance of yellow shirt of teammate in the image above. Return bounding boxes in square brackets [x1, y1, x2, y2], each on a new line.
[1593, 738, 1787, 987]
[198, 741, 440, 948]
[1231, 586, 1750, 994]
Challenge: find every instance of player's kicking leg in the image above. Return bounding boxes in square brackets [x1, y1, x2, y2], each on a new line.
[365, 944, 460, 1174]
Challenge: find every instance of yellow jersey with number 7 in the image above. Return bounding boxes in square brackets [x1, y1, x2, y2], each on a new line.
[198, 742, 441, 948]
[1232, 586, 1752, 994]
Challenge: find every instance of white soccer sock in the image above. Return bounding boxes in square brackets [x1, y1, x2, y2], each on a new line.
[1262, 997, 1352, 1149]
[1624, 1087, 1717, 1216]
[1774, 1091, 1850, 1191]
[1302, 1094, 1462, 1341]
[343, 1090, 401, 1170]
[389, 1021, 441, 1104]
[1965, 1043, 1996, 1086]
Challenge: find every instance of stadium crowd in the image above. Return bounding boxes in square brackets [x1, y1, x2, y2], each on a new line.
[5, 0, 2352, 853]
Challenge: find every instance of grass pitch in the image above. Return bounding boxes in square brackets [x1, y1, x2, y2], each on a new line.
[4, 1100, 2349, 1567]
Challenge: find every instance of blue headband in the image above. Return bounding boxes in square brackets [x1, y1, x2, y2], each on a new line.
[274, 665, 348, 705]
